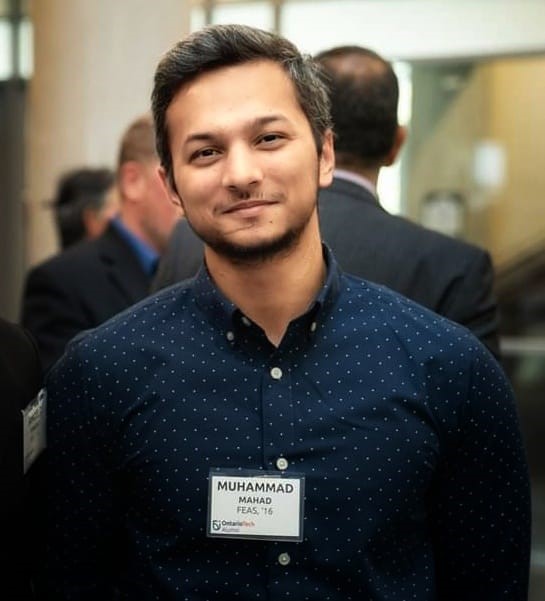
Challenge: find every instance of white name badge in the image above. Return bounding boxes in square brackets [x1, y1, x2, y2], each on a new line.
[22, 388, 47, 474]
[207, 469, 305, 542]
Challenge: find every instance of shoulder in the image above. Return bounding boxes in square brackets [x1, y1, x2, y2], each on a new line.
[337, 274, 506, 419]
[26, 238, 103, 281]
[57, 278, 197, 363]
[24, 230, 133, 295]
[338, 273, 488, 361]
[381, 209, 490, 268]
[390, 213, 487, 258]
[321, 180, 488, 261]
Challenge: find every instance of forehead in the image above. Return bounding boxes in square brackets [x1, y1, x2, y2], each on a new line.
[165, 59, 307, 137]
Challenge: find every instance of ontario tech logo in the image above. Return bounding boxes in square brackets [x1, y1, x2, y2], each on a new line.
[212, 520, 221, 531]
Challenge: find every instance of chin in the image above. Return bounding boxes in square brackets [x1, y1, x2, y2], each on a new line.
[207, 227, 301, 265]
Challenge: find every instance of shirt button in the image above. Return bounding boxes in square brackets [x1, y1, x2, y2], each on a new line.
[241, 316, 251, 326]
[270, 366, 283, 380]
[278, 552, 291, 566]
[310, 321, 317, 332]
[276, 457, 289, 471]
[226, 331, 235, 342]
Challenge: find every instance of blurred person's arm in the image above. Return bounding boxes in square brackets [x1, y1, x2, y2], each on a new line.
[438, 248, 500, 359]
[21, 263, 89, 370]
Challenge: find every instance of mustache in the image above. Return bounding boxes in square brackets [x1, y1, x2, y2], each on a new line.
[226, 190, 284, 202]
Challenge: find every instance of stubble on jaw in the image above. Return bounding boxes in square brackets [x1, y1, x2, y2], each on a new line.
[186, 212, 307, 266]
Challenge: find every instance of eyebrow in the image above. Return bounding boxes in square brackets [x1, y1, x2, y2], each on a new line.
[184, 114, 290, 146]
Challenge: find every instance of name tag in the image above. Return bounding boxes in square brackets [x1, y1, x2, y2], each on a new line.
[22, 388, 47, 473]
[207, 469, 305, 542]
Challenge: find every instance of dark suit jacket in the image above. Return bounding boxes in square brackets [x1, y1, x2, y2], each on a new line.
[0, 319, 43, 599]
[151, 218, 202, 292]
[318, 177, 499, 357]
[22, 223, 152, 370]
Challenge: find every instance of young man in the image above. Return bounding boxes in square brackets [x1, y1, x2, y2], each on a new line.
[44, 25, 530, 600]
[151, 47, 499, 363]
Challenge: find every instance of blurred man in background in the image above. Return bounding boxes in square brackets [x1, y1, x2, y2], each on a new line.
[22, 114, 181, 369]
[315, 45, 500, 357]
[51, 167, 118, 249]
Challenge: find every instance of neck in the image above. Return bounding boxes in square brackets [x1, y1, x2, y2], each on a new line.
[205, 215, 325, 347]
[336, 161, 380, 188]
[119, 207, 159, 253]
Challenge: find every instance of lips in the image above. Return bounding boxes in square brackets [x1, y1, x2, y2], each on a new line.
[222, 200, 276, 214]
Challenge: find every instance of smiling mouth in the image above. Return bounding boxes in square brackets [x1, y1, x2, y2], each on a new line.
[223, 200, 276, 214]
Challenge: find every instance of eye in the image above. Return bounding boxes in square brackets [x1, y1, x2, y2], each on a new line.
[198, 148, 219, 158]
[190, 147, 220, 162]
[258, 133, 284, 146]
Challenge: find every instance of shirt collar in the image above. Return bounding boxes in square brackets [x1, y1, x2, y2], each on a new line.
[192, 244, 341, 337]
[334, 168, 377, 198]
[111, 217, 159, 276]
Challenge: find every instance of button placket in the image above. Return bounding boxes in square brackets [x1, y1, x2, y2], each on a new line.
[262, 360, 294, 471]
[270, 366, 283, 380]
[276, 457, 289, 471]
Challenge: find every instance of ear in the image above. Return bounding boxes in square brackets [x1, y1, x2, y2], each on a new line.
[81, 208, 103, 239]
[119, 161, 145, 203]
[158, 165, 184, 212]
[384, 125, 407, 167]
[318, 129, 335, 189]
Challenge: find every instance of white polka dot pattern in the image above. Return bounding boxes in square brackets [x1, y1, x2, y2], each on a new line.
[43, 251, 531, 600]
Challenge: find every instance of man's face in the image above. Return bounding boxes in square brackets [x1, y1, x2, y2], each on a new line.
[162, 59, 333, 263]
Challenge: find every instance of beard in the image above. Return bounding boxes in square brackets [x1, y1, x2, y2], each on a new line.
[183, 188, 319, 266]
[204, 224, 304, 265]
[186, 214, 311, 266]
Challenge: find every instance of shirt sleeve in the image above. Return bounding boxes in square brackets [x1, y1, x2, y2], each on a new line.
[428, 344, 531, 600]
[41, 341, 120, 599]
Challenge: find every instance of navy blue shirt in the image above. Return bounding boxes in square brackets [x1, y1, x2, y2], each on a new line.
[44, 248, 530, 600]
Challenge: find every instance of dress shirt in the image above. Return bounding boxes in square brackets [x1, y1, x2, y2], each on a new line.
[333, 168, 377, 197]
[44, 247, 530, 600]
[111, 217, 159, 276]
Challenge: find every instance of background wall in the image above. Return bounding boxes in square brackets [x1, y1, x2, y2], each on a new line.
[485, 56, 545, 266]
[405, 55, 545, 267]
[25, 0, 190, 268]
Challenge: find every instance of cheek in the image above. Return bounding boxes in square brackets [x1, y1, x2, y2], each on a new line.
[270, 150, 317, 184]
[177, 171, 216, 209]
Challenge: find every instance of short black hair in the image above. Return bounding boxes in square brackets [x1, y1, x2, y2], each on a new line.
[53, 168, 114, 248]
[315, 46, 399, 168]
[152, 24, 332, 188]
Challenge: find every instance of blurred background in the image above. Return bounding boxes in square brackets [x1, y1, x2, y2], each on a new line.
[1, 1, 544, 598]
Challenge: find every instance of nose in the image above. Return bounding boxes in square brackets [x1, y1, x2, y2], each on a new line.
[221, 142, 263, 194]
